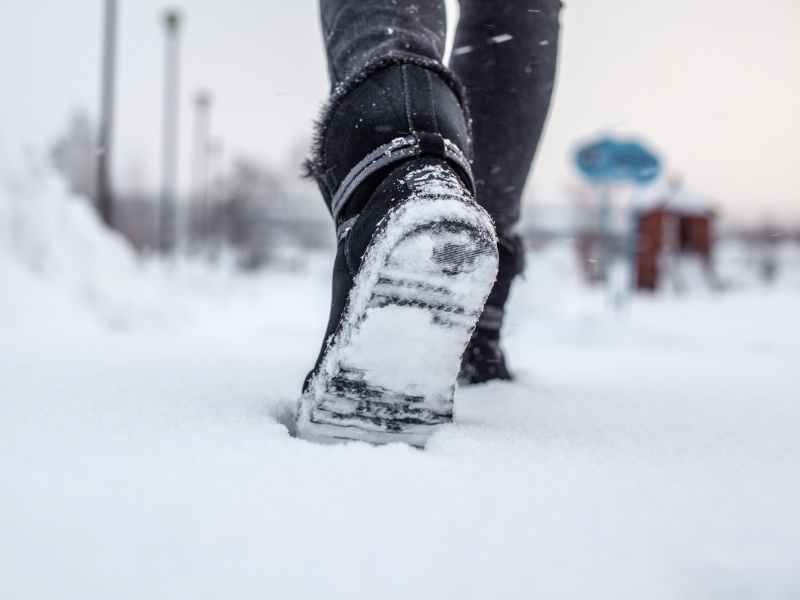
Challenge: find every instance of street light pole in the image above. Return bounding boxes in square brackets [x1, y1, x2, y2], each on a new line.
[207, 137, 224, 257]
[96, 0, 117, 229]
[159, 9, 182, 254]
[191, 91, 211, 250]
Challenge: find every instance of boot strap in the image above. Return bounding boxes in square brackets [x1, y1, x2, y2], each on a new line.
[330, 134, 473, 227]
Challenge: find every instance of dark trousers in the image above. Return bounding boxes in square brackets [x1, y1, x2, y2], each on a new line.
[319, 0, 562, 235]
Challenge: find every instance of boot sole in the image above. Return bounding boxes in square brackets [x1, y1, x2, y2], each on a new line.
[296, 167, 498, 447]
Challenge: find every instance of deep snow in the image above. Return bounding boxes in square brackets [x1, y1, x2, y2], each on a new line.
[2, 151, 799, 599]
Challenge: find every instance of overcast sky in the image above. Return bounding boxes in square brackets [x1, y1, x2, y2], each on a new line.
[1, 0, 798, 222]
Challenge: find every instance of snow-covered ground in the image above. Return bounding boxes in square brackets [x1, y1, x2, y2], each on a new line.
[2, 153, 800, 599]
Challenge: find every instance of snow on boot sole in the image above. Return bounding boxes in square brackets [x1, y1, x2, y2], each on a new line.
[296, 166, 498, 447]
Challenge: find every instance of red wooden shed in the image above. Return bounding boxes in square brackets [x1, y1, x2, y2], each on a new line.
[633, 183, 715, 291]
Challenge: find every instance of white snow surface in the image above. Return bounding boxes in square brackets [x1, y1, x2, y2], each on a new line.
[2, 154, 800, 599]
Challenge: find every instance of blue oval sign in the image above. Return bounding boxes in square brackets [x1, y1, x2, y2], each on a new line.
[575, 138, 660, 184]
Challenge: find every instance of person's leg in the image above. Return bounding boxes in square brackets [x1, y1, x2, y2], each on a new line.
[297, 0, 499, 446]
[320, 0, 447, 87]
[450, 0, 562, 232]
[450, 0, 563, 383]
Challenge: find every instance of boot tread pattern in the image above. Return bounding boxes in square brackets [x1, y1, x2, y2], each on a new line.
[296, 166, 498, 447]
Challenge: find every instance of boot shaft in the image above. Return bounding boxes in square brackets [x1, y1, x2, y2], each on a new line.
[306, 62, 474, 232]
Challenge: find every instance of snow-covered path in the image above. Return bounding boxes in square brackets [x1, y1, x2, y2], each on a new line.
[2, 255, 799, 599]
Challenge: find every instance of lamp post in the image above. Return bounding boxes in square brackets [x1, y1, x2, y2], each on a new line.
[159, 9, 182, 254]
[96, 0, 117, 229]
[191, 90, 211, 250]
[207, 137, 224, 257]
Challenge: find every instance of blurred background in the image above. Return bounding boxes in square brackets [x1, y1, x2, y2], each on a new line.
[2, 0, 798, 279]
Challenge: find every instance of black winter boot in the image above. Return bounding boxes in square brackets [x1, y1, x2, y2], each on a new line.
[296, 62, 499, 446]
[459, 232, 525, 384]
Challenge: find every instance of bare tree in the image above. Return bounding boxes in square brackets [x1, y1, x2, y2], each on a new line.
[50, 110, 96, 202]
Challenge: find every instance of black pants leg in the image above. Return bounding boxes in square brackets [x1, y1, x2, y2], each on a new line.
[450, 0, 562, 235]
[320, 0, 447, 88]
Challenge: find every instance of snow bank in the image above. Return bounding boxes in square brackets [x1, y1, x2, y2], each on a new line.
[0, 142, 334, 337]
[0, 142, 144, 331]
